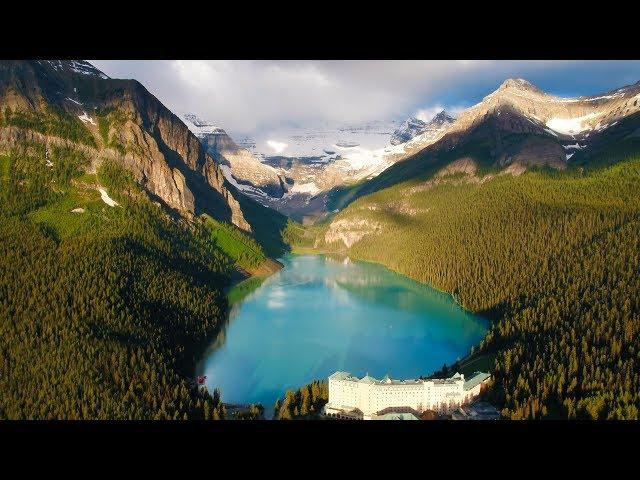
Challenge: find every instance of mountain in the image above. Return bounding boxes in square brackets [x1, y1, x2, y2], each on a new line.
[328, 78, 640, 211]
[183, 113, 289, 199]
[178, 112, 453, 223]
[0, 60, 289, 256]
[293, 77, 640, 420]
[390, 111, 455, 145]
[390, 116, 427, 145]
[0, 60, 293, 419]
[428, 77, 640, 161]
[179, 116, 403, 221]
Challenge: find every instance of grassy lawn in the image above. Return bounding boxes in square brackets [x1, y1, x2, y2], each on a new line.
[28, 186, 119, 240]
[75, 172, 98, 184]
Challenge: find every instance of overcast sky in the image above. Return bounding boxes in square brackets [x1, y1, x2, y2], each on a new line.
[92, 60, 640, 138]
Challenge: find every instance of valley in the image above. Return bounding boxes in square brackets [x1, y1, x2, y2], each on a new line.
[182, 113, 456, 223]
[0, 60, 638, 420]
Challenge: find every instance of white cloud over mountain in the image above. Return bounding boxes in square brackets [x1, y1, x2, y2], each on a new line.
[92, 60, 640, 138]
[415, 104, 467, 122]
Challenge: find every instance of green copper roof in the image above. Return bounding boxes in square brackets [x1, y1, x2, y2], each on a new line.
[360, 374, 378, 384]
[463, 371, 491, 391]
[374, 412, 419, 420]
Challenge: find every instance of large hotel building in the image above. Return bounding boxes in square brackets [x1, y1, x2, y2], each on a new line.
[323, 370, 491, 420]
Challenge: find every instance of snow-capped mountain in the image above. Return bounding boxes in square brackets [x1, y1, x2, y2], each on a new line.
[322, 77, 640, 221]
[420, 78, 640, 164]
[466, 78, 640, 140]
[183, 114, 288, 199]
[181, 114, 456, 220]
[184, 78, 640, 222]
[182, 117, 419, 220]
[390, 111, 456, 145]
[366, 77, 640, 175]
[39, 60, 110, 79]
[183, 113, 226, 136]
[390, 116, 428, 145]
[250, 120, 413, 219]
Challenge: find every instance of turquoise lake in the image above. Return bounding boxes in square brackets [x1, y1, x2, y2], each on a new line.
[197, 254, 487, 414]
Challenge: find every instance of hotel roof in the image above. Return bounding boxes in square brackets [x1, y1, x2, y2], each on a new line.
[463, 371, 491, 391]
[329, 371, 488, 386]
[373, 412, 419, 420]
[360, 374, 377, 384]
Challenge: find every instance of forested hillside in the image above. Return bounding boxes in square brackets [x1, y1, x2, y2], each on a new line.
[273, 380, 328, 420]
[0, 60, 298, 419]
[310, 149, 640, 419]
[0, 145, 233, 419]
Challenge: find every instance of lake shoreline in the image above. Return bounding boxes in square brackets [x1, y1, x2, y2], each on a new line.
[196, 253, 488, 414]
[290, 246, 499, 374]
[189, 256, 284, 397]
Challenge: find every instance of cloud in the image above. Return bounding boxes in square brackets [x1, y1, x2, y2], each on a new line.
[414, 104, 468, 122]
[91, 60, 640, 137]
[266, 140, 288, 154]
[266, 287, 286, 309]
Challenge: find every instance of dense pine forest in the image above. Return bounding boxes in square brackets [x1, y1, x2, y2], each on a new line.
[310, 150, 640, 419]
[0, 144, 242, 419]
[273, 380, 328, 419]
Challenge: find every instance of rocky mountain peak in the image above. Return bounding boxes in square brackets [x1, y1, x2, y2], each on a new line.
[405, 115, 428, 129]
[390, 116, 426, 145]
[498, 78, 540, 92]
[0, 60, 277, 234]
[430, 110, 456, 126]
[390, 110, 456, 146]
[40, 60, 109, 79]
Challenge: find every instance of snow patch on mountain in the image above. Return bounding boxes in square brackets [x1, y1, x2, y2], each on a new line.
[546, 112, 602, 135]
[219, 165, 268, 198]
[68, 61, 109, 79]
[98, 188, 119, 207]
[78, 112, 96, 126]
[183, 113, 226, 136]
[254, 120, 398, 161]
[558, 92, 625, 103]
[563, 143, 586, 150]
[42, 60, 109, 79]
[290, 182, 321, 195]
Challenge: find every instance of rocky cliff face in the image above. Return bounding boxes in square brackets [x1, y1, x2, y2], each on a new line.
[183, 113, 288, 199]
[0, 60, 278, 234]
